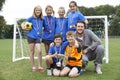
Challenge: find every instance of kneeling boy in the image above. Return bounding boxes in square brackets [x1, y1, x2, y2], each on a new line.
[60, 31, 82, 78]
[45, 34, 67, 76]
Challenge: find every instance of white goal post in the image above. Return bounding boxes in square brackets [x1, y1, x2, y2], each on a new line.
[12, 16, 109, 63]
[86, 16, 109, 63]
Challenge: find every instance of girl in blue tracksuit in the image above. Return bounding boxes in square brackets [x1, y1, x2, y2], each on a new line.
[67, 1, 88, 31]
[42, 5, 56, 55]
[22, 5, 44, 72]
[55, 7, 68, 42]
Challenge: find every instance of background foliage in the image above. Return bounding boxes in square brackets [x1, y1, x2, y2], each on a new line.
[0, 0, 120, 38]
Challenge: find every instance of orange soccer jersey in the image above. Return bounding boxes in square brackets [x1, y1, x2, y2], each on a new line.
[65, 45, 82, 67]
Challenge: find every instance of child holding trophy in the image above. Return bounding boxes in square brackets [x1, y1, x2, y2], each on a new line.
[45, 34, 68, 76]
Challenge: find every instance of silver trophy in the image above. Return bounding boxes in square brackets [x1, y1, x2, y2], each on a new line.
[56, 54, 64, 67]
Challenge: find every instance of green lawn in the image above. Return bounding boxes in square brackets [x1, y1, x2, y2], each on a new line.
[0, 39, 120, 80]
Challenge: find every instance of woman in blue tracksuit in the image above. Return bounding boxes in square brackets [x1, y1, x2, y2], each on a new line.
[22, 5, 44, 72]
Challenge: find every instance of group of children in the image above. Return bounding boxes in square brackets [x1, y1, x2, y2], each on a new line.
[22, 0, 88, 78]
[46, 31, 82, 78]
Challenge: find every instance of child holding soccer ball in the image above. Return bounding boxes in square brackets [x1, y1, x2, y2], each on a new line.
[21, 5, 44, 72]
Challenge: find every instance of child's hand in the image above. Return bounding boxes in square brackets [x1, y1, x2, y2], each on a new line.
[74, 40, 79, 48]
[49, 42, 54, 47]
[64, 56, 68, 60]
[72, 25, 76, 28]
[83, 49, 88, 54]
[21, 22, 25, 30]
[53, 53, 58, 58]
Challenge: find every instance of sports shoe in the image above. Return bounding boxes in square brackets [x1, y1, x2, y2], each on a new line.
[81, 67, 86, 72]
[79, 69, 82, 75]
[96, 64, 102, 74]
[47, 68, 52, 76]
[82, 60, 88, 72]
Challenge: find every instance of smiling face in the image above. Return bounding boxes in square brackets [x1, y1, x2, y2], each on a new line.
[54, 37, 62, 46]
[76, 22, 85, 35]
[58, 7, 65, 17]
[69, 1, 77, 12]
[33, 6, 42, 18]
[45, 6, 53, 16]
[35, 7, 42, 17]
[66, 31, 75, 44]
[66, 35, 75, 43]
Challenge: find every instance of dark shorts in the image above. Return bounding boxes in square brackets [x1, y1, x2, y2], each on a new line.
[66, 65, 82, 74]
[42, 39, 53, 45]
[27, 37, 40, 44]
[50, 62, 62, 70]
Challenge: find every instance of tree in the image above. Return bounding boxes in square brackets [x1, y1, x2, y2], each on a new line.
[0, 0, 6, 38]
[109, 5, 120, 36]
[0, 16, 6, 38]
[78, 6, 97, 16]
[95, 5, 115, 16]
[4, 24, 14, 38]
[0, 0, 5, 11]
[109, 16, 120, 36]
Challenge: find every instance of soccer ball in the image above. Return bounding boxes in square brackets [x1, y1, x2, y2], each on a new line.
[21, 22, 32, 31]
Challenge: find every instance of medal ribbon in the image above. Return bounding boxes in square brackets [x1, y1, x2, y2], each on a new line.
[70, 12, 76, 24]
[54, 46, 61, 54]
[54, 46, 61, 61]
[58, 18, 64, 33]
[36, 19, 40, 35]
[47, 17, 52, 31]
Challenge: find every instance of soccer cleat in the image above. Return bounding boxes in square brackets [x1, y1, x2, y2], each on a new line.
[96, 64, 102, 74]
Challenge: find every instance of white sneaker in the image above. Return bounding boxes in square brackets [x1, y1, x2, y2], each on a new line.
[96, 64, 102, 74]
[81, 68, 86, 72]
[47, 69, 52, 76]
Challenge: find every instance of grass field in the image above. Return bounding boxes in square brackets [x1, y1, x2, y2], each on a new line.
[0, 39, 120, 80]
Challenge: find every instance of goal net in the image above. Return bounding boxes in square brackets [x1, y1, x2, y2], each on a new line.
[12, 18, 44, 62]
[86, 16, 109, 63]
[13, 16, 109, 63]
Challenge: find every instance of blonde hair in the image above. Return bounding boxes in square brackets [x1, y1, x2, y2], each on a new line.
[45, 5, 54, 16]
[66, 31, 75, 37]
[58, 7, 65, 13]
[32, 5, 43, 19]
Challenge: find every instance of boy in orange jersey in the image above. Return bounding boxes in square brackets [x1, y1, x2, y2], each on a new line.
[60, 31, 82, 78]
